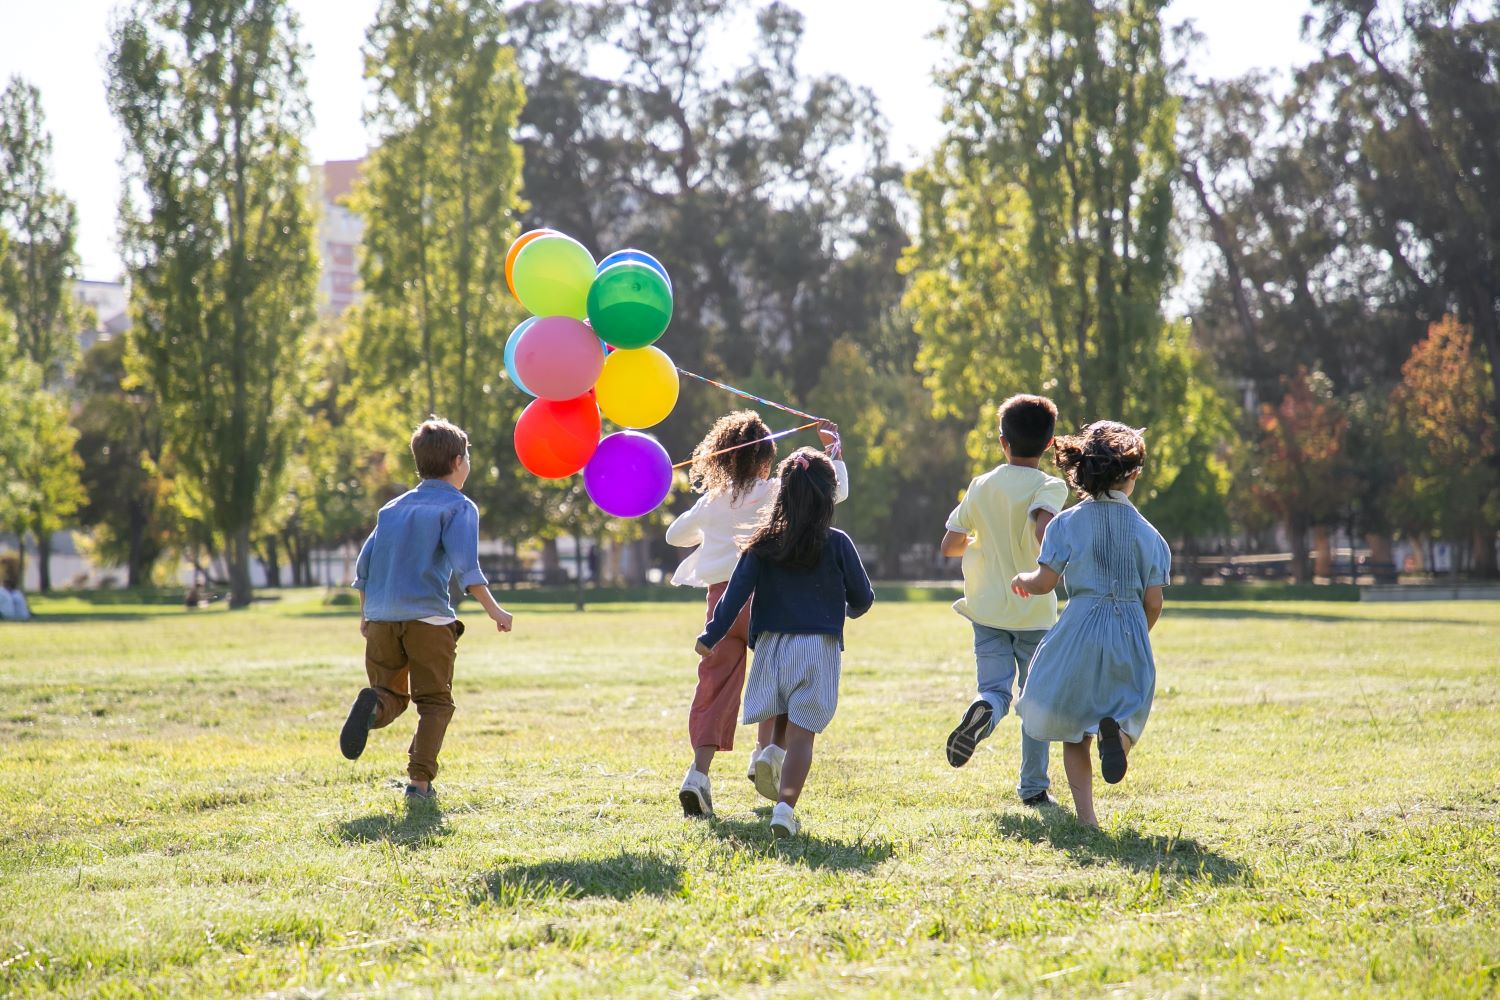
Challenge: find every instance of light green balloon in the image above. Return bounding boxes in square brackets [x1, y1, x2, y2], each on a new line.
[512, 235, 596, 318]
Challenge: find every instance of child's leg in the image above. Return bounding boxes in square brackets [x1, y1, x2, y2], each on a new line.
[778, 720, 816, 807]
[972, 625, 1020, 732]
[1062, 738, 1097, 827]
[403, 621, 459, 788]
[363, 622, 412, 728]
[757, 718, 776, 750]
[687, 584, 751, 774]
[1012, 631, 1051, 800]
[771, 713, 789, 748]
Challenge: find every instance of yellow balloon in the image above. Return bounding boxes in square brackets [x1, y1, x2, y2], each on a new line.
[595, 346, 680, 428]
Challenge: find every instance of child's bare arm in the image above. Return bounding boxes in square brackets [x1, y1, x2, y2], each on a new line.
[1143, 585, 1164, 630]
[359, 590, 367, 637]
[940, 529, 969, 557]
[1011, 565, 1061, 597]
[1033, 509, 1055, 546]
[467, 583, 514, 633]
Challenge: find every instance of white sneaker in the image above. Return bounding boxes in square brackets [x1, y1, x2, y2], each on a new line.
[679, 767, 713, 818]
[746, 746, 761, 784]
[753, 744, 785, 802]
[770, 801, 799, 839]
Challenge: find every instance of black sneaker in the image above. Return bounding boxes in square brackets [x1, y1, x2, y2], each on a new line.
[1098, 716, 1128, 784]
[1021, 791, 1058, 808]
[404, 783, 438, 803]
[339, 688, 380, 760]
[945, 699, 995, 768]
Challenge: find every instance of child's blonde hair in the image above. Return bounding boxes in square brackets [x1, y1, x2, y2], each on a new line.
[688, 410, 775, 501]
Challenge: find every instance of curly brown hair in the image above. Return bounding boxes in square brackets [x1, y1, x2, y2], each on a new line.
[745, 448, 837, 569]
[688, 410, 776, 501]
[1054, 421, 1147, 499]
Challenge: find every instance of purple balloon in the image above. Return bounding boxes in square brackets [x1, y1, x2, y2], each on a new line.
[584, 431, 673, 518]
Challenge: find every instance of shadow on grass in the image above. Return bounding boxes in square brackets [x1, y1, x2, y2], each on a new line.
[708, 813, 895, 872]
[337, 805, 450, 847]
[995, 811, 1247, 881]
[469, 852, 683, 904]
[1166, 606, 1472, 626]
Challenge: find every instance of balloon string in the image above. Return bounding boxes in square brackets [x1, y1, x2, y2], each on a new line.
[671, 421, 822, 470]
[675, 367, 821, 421]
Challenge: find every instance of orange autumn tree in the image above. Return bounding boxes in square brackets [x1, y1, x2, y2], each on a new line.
[1249, 368, 1347, 582]
[1394, 316, 1500, 576]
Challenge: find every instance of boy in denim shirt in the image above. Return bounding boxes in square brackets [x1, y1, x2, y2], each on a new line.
[340, 418, 513, 801]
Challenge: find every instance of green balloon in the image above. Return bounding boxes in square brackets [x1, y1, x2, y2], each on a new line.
[587, 262, 674, 349]
[512, 235, 596, 318]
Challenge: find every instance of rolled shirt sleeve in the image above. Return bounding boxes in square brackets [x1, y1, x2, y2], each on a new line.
[352, 526, 377, 591]
[1030, 478, 1068, 519]
[945, 478, 977, 534]
[443, 500, 489, 590]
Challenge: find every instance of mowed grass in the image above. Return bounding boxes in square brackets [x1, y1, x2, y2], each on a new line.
[1, 592, 1497, 998]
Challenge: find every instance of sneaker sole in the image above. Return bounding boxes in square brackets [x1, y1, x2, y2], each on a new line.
[753, 756, 780, 801]
[339, 689, 380, 760]
[679, 788, 711, 818]
[1098, 716, 1128, 784]
[945, 701, 994, 768]
[770, 819, 796, 839]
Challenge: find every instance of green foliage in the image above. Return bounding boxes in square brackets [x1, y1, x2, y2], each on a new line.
[0, 75, 82, 384]
[108, 0, 319, 607]
[0, 358, 86, 585]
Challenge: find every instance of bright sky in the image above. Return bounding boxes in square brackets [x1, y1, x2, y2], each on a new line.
[0, 0, 1317, 281]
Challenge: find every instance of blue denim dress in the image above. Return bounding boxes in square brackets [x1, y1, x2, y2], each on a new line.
[1016, 492, 1170, 744]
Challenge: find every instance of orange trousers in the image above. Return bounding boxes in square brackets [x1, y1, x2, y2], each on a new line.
[688, 581, 752, 751]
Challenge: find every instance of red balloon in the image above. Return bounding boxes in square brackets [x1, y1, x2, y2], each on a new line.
[514, 394, 600, 479]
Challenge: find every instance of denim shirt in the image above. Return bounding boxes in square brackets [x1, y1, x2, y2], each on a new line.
[353, 480, 489, 621]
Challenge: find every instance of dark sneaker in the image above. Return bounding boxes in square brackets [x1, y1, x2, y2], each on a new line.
[945, 699, 994, 767]
[339, 688, 380, 760]
[1098, 717, 1128, 784]
[1021, 791, 1059, 808]
[404, 783, 438, 802]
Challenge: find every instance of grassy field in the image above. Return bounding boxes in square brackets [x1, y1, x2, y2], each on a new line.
[1, 591, 1497, 997]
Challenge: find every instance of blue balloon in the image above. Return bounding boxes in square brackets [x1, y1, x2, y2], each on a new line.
[504, 318, 538, 395]
[597, 249, 671, 291]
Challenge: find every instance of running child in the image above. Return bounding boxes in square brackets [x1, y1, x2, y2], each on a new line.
[695, 448, 874, 837]
[667, 412, 847, 817]
[1011, 421, 1170, 827]
[339, 418, 514, 802]
[939, 394, 1068, 806]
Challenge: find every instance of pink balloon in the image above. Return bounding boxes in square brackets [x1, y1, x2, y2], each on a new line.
[513, 316, 606, 401]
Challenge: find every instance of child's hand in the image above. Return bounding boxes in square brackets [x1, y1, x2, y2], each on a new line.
[695, 639, 713, 657]
[490, 607, 514, 633]
[360, 618, 369, 638]
[1010, 574, 1032, 598]
[816, 419, 841, 454]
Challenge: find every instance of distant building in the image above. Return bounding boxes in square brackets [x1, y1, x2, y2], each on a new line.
[72, 279, 129, 353]
[315, 159, 364, 318]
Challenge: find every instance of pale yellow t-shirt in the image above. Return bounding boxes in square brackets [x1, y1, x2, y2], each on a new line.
[946, 464, 1069, 631]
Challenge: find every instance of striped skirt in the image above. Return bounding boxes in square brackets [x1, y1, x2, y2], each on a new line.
[741, 632, 842, 733]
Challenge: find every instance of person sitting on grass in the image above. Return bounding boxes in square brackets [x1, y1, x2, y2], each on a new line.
[1011, 421, 1169, 828]
[939, 393, 1068, 808]
[339, 417, 514, 803]
[0, 568, 30, 622]
[695, 448, 874, 838]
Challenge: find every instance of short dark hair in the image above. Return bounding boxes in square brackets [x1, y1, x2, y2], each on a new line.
[1054, 421, 1147, 498]
[997, 395, 1058, 458]
[410, 417, 469, 479]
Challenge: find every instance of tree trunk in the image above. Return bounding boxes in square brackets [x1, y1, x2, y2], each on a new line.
[33, 524, 51, 593]
[541, 537, 562, 585]
[1474, 527, 1498, 579]
[573, 532, 585, 611]
[1289, 516, 1311, 583]
[1311, 525, 1333, 580]
[1366, 533, 1396, 583]
[228, 523, 254, 608]
[127, 505, 146, 589]
[261, 535, 282, 588]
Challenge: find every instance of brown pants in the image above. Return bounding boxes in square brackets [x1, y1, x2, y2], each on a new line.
[364, 619, 463, 783]
[688, 581, 752, 751]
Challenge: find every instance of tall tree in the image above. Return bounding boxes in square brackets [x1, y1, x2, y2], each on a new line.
[0, 76, 82, 383]
[108, 0, 318, 607]
[905, 0, 1228, 532]
[0, 358, 86, 590]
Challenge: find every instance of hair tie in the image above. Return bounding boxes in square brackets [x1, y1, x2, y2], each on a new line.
[791, 454, 809, 470]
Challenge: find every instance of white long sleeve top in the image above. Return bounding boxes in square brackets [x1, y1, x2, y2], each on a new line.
[664, 460, 849, 587]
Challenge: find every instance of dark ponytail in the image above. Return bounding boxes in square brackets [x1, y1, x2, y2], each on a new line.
[745, 448, 837, 569]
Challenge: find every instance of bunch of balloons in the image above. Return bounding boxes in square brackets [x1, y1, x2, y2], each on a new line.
[503, 229, 680, 518]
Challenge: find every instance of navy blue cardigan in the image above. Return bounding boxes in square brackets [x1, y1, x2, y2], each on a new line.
[698, 529, 875, 650]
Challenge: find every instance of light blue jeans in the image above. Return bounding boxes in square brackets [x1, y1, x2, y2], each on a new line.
[973, 623, 1051, 800]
